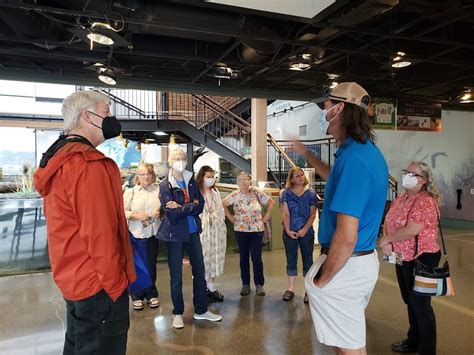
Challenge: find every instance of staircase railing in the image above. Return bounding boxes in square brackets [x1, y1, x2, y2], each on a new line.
[162, 92, 251, 156]
[91, 87, 157, 119]
[267, 133, 296, 187]
[97, 89, 250, 156]
[388, 175, 398, 201]
[269, 137, 398, 202]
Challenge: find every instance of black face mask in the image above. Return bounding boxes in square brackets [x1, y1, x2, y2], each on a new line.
[87, 111, 122, 140]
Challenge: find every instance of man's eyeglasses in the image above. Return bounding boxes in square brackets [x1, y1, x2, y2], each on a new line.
[401, 169, 423, 178]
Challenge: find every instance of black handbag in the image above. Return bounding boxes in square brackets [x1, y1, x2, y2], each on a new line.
[413, 216, 455, 297]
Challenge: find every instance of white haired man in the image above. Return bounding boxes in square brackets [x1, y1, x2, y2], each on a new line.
[34, 90, 136, 355]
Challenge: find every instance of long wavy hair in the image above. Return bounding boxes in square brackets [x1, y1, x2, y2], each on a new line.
[331, 100, 375, 144]
[413, 161, 443, 206]
[196, 165, 216, 192]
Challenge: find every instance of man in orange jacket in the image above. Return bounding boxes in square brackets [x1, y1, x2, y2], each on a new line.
[34, 90, 136, 355]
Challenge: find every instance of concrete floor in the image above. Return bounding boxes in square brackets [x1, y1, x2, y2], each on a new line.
[0, 228, 472, 355]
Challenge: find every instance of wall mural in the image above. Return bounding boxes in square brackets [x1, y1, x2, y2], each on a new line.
[97, 138, 141, 168]
[437, 158, 474, 222]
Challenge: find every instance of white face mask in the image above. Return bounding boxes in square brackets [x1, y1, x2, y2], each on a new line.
[204, 177, 215, 188]
[402, 174, 418, 189]
[319, 104, 340, 135]
[172, 160, 187, 173]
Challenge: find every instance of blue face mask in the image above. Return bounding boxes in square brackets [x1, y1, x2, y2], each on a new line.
[319, 104, 340, 135]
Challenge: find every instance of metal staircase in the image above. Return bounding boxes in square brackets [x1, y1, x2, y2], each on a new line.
[97, 87, 398, 203]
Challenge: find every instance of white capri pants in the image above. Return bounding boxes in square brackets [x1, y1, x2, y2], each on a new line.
[304, 251, 379, 349]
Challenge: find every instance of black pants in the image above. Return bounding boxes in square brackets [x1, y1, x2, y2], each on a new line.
[235, 231, 264, 286]
[396, 251, 441, 355]
[131, 237, 159, 301]
[64, 289, 129, 355]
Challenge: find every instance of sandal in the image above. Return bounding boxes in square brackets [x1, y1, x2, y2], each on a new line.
[132, 300, 145, 311]
[282, 290, 295, 302]
[148, 298, 160, 308]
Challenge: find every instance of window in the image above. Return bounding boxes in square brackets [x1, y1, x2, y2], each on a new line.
[299, 125, 307, 136]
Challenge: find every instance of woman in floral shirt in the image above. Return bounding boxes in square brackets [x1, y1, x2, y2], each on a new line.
[222, 172, 275, 297]
[380, 161, 442, 355]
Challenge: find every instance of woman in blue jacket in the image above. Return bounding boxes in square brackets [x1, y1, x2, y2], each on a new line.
[157, 149, 222, 329]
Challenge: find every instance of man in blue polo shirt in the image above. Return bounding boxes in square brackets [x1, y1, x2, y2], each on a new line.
[295, 82, 388, 353]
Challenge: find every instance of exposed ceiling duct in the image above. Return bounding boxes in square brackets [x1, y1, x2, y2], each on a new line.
[298, 0, 399, 61]
[0, 0, 472, 104]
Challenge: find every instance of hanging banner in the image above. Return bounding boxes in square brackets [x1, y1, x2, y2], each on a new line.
[396, 100, 442, 132]
[368, 98, 396, 130]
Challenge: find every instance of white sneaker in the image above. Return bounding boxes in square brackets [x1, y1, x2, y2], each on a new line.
[193, 311, 222, 322]
[172, 314, 184, 329]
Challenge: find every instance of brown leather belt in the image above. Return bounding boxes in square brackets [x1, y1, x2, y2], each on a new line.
[320, 246, 374, 257]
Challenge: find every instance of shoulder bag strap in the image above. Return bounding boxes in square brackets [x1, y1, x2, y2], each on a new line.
[414, 201, 447, 259]
[437, 211, 448, 259]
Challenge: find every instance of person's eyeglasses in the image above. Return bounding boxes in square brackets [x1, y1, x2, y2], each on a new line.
[137, 173, 152, 177]
[293, 173, 305, 179]
[401, 169, 423, 178]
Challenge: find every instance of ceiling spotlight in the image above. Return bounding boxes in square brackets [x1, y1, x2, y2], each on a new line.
[213, 65, 240, 80]
[392, 50, 411, 68]
[98, 72, 116, 85]
[289, 54, 312, 71]
[289, 62, 311, 71]
[87, 22, 115, 46]
[97, 67, 117, 85]
[391, 61, 412, 68]
[460, 89, 473, 103]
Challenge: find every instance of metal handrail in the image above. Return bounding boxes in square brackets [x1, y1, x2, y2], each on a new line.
[195, 95, 250, 128]
[192, 95, 250, 133]
[267, 134, 296, 168]
[97, 89, 147, 117]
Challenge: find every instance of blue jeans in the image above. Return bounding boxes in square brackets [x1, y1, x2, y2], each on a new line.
[283, 231, 314, 276]
[166, 233, 208, 315]
[235, 231, 264, 286]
